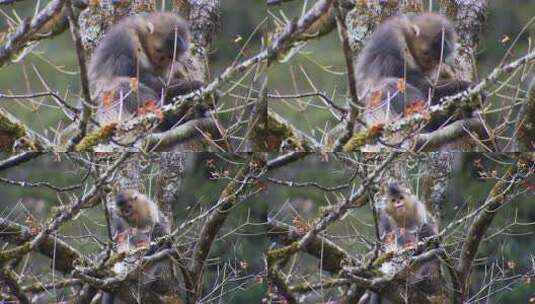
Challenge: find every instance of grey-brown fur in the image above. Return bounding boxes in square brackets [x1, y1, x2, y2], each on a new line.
[114, 189, 169, 236]
[103, 190, 177, 304]
[89, 12, 204, 131]
[355, 13, 473, 133]
[359, 183, 443, 304]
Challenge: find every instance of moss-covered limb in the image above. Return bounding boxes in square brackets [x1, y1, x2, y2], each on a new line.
[0, 117, 26, 151]
[0, 217, 83, 273]
[518, 79, 535, 150]
[74, 123, 117, 151]
[0, 108, 43, 152]
[0, 267, 30, 304]
[289, 278, 352, 293]
[267, 264, 297, 304]
[267, 219, 352, 273]
[0, 242, 32, 265]
[21, 279, 82, 293]
[342, 124, 384, 151]
[267, 110, 314, 151]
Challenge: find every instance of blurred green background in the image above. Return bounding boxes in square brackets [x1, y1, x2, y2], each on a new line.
[0, 0, 266, 143]
[0, 153, 268, 303]
[269, 1, 535, 143]
[0, 153, 533, 302]
[266, 153, 535, 303]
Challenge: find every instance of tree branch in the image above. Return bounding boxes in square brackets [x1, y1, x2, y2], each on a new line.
[456, 155, 532, 300]
[0, 217, 84, 273]
[0, 152, 42, 171]
[0, 0, 66, 68]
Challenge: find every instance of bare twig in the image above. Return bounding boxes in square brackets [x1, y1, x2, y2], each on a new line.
[0, 152, 42, 171]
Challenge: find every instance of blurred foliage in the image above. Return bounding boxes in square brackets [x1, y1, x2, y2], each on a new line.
[0, 153, 267, 303]
[269, 1, 535, 139]
[266, 153, 534, 303]
[0, 0, 266, 142]
[0, 152, 533, 302]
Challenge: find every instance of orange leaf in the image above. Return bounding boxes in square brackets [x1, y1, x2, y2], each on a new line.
[102, 90, 114, 109]
[369, 90, 384, 109]
[129, 77, 139, 92]
[137, 100, 164, 121]
[396, 78, 406, 93]
[403, 100, 427, 116]
[101, 122, 118, 137]
[292, 215, 309, 236]
[369, 123, 385, 136]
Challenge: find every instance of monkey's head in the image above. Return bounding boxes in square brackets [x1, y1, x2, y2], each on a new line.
[403, 13, 457, 72]
[115, 189, 144, 225]
[384, 182, 417, 222]
[139, 13, 190, 70]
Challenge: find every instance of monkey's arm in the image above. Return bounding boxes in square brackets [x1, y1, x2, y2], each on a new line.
[164, 79, 205, 102]
[431, 80, 472, 104]
[424, 80, 476, 131]
[378, 212, 395, 238]
[417, 222, 437, 240]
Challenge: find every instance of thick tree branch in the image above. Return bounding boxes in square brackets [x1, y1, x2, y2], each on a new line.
[0, 217, 83, 273]
[412, 117, 486, 151]
[143, 117, 218, 151]
[268, 219, 351, 273]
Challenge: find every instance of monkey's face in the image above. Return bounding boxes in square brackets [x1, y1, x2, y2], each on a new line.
[385, 183, 412, 217]
[143, 14, 190, 70]
[115, 190, 139, 224]
[406, 13, 456, 71]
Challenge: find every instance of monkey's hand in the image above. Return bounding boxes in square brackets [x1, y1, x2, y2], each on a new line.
[115, 230, 131, 253]
[403, 240, 417, 249]
[165, 79, 205, 101]
[383, 231, 395, 244]
[135, 239, 150, 249]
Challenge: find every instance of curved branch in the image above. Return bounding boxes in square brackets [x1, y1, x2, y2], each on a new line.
[143, 117, 218, 151]
[412, 117, 486, 151]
